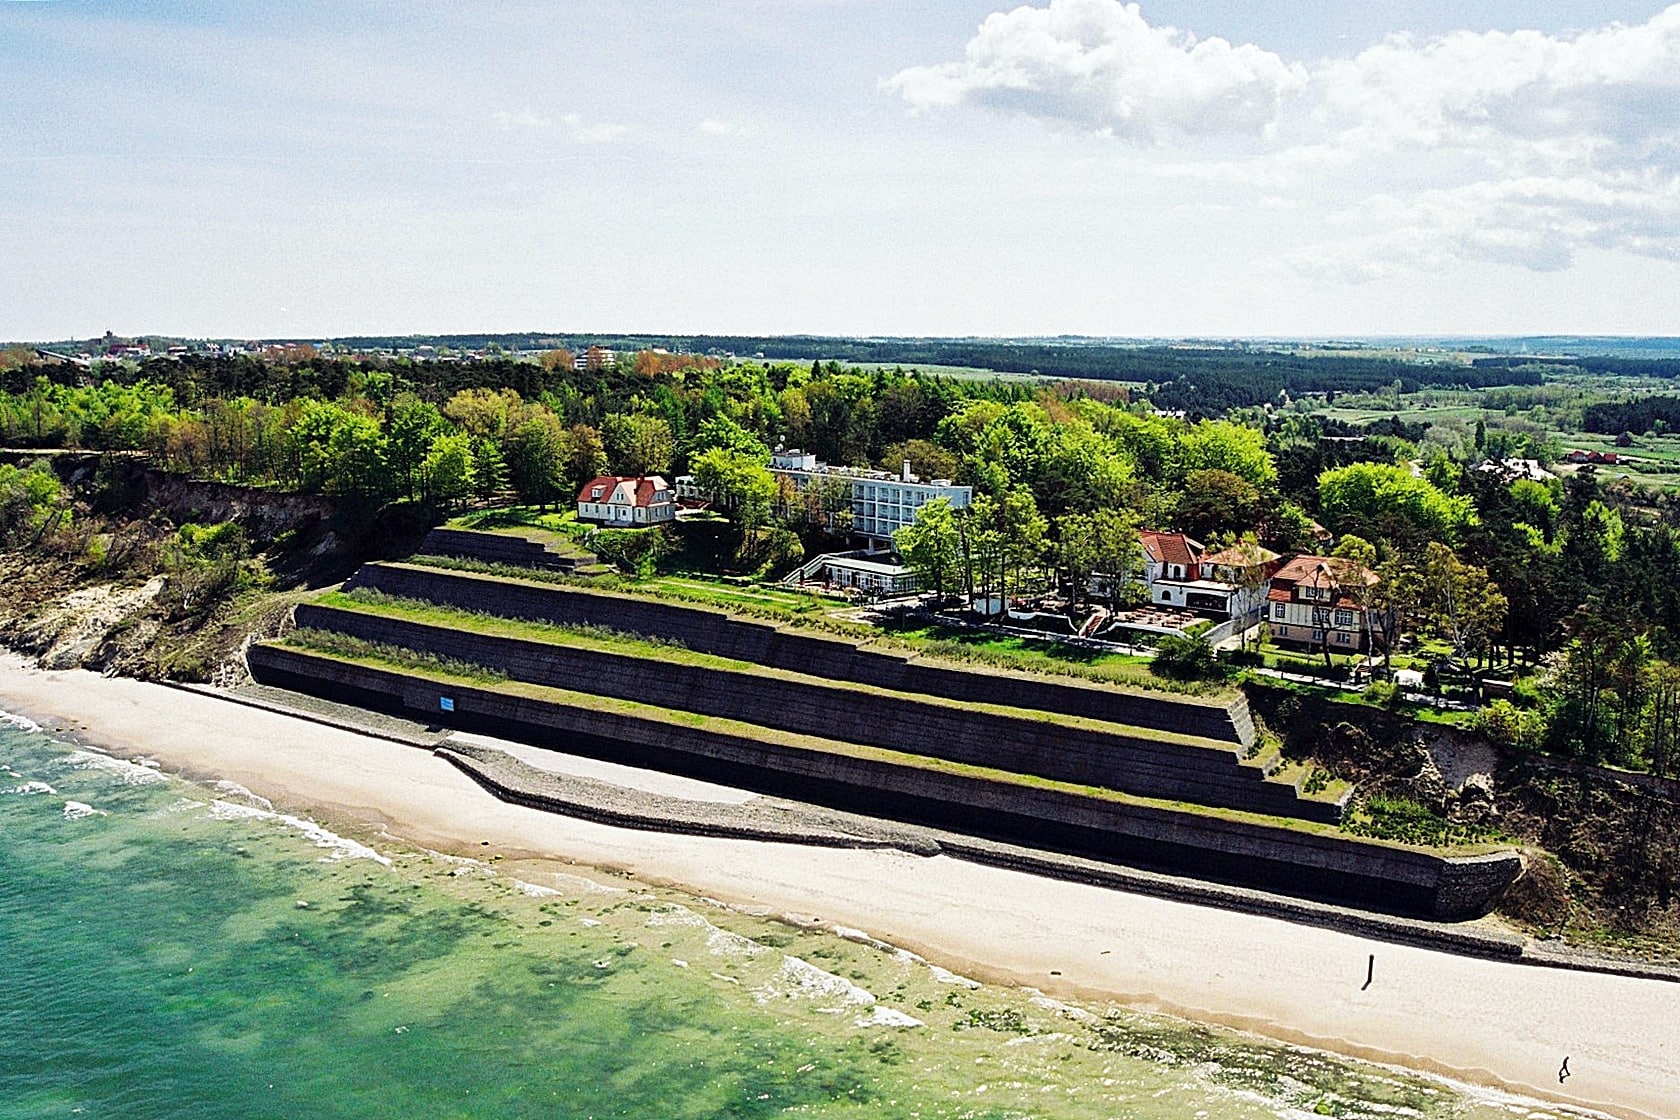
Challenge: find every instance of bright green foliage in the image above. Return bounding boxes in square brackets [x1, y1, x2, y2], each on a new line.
[287, 401, 391, 499]
[505, 411, 570, 508]
[689, 413, 769, 463]
[602, 412, 675, 476]
[420, 431, 475, 508]
[1176, 420, 1275, 487]
[0, 462, 66, 543]
[691, 448, 777, 531]
[895, 498, 963, 603]
[0, 377, 181, 449]
[1317, 462, 1474, 546]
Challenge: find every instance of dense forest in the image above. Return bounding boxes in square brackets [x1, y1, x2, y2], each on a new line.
[1471, 355, 1680, 379]
[1581, 395, 1680, 435]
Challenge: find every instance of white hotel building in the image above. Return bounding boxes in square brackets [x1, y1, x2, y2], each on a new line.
[770, 450, 972, 543]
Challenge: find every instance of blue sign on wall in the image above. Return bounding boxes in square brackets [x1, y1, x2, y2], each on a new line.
[439, 696, 455, 712]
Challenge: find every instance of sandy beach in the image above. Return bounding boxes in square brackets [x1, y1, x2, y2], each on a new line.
[2, 654, 1674, 1120]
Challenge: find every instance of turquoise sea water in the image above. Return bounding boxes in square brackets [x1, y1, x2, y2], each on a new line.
[0, 718, 1574, 1120]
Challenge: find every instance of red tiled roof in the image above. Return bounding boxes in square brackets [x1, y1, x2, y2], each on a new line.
[578, 475, 617, 503]
[1272, 554, 1379, 587]
[1140, 529, 1201, 567]
[576, 475, 671, 508]
[1266, 586, 1292, 603]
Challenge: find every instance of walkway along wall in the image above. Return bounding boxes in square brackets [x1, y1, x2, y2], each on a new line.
[353, 562, 1256, 747]
[295, 602, 1327, 822]
[247, 643, 1521, 921]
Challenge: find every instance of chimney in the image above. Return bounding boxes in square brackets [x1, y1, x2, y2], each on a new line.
[902, 460, 913, 483]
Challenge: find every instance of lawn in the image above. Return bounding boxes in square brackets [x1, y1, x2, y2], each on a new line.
[636, 573, 846, 615]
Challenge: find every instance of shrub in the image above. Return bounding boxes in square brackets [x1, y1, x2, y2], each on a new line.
[1152, 634, 1221, 681]
[589, 525, 673, 577]
[1471, 698, 1547, 751]
[1366, 679, 1399, 707]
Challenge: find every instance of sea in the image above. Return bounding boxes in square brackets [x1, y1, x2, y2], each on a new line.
[0, 714, 1584, 1120]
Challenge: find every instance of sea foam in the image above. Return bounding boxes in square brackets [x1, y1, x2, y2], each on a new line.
[0, 708, 42, 733]
[57, 749, 167, 786]
[63, 801, 108, 821]
[207, 800, 391, 865]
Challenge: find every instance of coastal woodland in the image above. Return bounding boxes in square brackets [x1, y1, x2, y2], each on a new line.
[2, 340, 1679, 953]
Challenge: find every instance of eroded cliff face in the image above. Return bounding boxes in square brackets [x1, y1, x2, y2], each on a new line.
[0, 453, 425, 681]
[0, 549, 306, 682]
[1247, 684, 1680, 956]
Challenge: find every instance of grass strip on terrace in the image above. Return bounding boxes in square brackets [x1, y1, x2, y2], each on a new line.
[267, 640, 1498, 856]
[315, 589, 1256, 763]
[382, 559, 1237, 699]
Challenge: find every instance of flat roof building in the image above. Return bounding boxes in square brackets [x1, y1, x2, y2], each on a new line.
[769, 449, 971, 542]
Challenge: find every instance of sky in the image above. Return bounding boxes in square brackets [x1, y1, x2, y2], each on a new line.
[3, 0, 1678, 341]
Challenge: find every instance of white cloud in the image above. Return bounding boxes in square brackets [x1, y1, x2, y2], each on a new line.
[489, 108, 629, 144]
[883, 0, 1306, 142]
[698, 118, 749, 137]
[559, 112, 628, 145]
[891, 1, 1680, 275]
[491, 108, 549, 131]
[1316, 9, 1680, 164]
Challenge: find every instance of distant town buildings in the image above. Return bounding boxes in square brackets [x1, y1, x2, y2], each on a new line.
[574, 346, 617, 372]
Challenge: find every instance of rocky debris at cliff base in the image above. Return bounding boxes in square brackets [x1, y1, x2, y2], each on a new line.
[3, 577, 167, 670]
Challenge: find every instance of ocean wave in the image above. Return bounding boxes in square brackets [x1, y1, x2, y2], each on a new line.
[0, 708, 41, 733]
[928, 963, 981, 989]
[57, 749, 167, 787]
[856, 1006, 924, 1029]
[1026, 989, 1098, 1024]
[756, 955, 877, 1012]
[511, 879, 562, 898]
[830, 923, 979, 985]
[207, 800, 391, 866]
[63, 800, 108, 821]
[209, 781, 272, 811]
[7, 780, 58, 796]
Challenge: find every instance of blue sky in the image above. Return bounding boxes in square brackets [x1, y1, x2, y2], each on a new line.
[4, 1, 1677, 340]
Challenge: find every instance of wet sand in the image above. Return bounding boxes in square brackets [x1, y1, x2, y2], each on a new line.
[1, 655, 1674, 1119]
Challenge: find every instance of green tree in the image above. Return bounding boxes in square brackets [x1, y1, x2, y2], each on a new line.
[602, 413, 675, 476]
[1177, 420, 1276, 488]
[420, 431, 475, 509]
[878, 439, 959, 484]
[1317, 462, 1474, 547]
[691, 448, 777, 534]
[690, 413, 769, 463]
[1412, 542, 1508, 670]
[1173, 468, 1261, 541]
[895, 498, 963, 605]
[506, 411, 569, 508]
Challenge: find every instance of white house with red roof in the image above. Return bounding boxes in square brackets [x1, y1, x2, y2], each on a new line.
[1135, 531, 1281, 621]
[576, 476, 676, 526]
[1265, 554, 1384, 653]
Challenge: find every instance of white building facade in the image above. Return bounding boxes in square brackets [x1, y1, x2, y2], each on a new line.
[770, 450, 972, 542]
